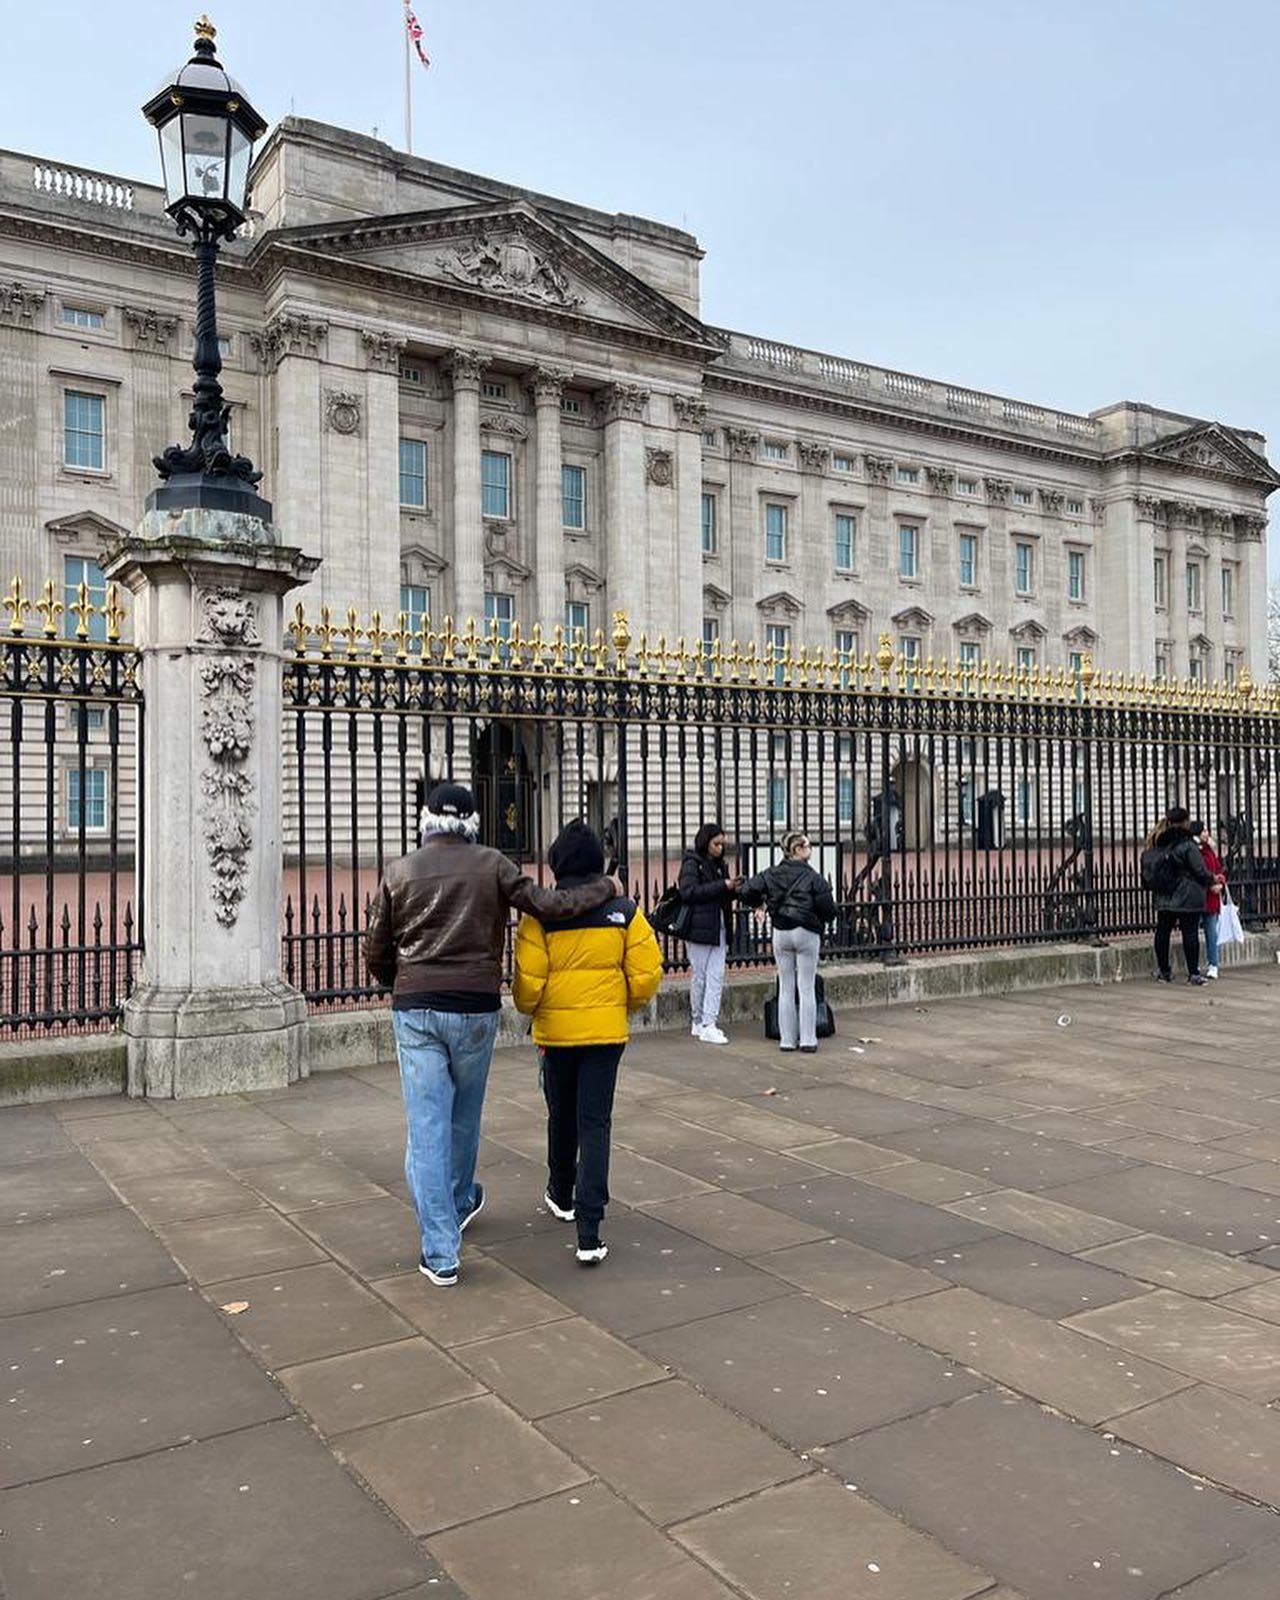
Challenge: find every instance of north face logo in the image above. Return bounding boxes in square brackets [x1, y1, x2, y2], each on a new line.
[606, 911, 627, 924]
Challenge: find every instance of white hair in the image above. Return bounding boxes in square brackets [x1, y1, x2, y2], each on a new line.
[420, 807, 480, 842]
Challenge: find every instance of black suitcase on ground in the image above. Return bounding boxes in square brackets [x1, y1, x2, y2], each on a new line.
[764, 973, 836, 1041]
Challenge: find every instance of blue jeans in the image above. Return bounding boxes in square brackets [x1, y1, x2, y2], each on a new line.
[393, 1008, 500, 1273]
[1201, 911, 1220, 971]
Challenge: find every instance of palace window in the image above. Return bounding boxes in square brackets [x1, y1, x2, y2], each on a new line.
[64, 391, 105, 471]
[565, 600, 589, 637]
[1012, 487, 1033, 507]
[837, 734, 855, 825]
[67, 767, 108, 832]
[766, 622, 791, 686]
[765, 502, 788, 562]
[835, 628, 858, 688]
[1153, 554, 1168, 608]
[1065, 497, 1085, 516]
[834, 512, 856, 572]
[1222, 564, 1235, 616]
[701, 616, 720, 662]
[833, 453, 857, 473]
[1016, 646, 1037, 674]
[1014, 540, 1034, 595]
[762, 439, 789, 461]
[399, 438, 427, 507]
[481, 451, 511, 519]
[958, 531, 978, 587]
[63, 556, 108, 642]
[481, 379, 508, 400]
[1068, 549, 1085, 602]
[957, 477, 979, 496]
[959, 640, 981, 671]
[60, 305, 104, 330]
[900, 634, 921, 690]
[701, 492, 718, 554]
[560, 395, 583, 416]
[898, 522, 919, 579]
[896, 465, 919, 485]
[1186, 560, 1202, 612]
[561, 464, 586, 530]
[484, 590, 515, 640]
[701, 428, 718, 447]
[399, 584, 430, 642]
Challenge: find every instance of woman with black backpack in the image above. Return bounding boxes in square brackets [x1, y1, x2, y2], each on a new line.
[1144, 805, 1215, 985]
[740, 831, 837, 1052]
[678, 822, 744, 1045]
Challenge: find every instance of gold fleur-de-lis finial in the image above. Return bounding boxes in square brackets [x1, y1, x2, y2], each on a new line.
[286, 601, 310, 656]
[69, 580, 95, 640]
[104, 583, 126, 642]
[2, 576, 30, 635]
[36, 579, 64, 638]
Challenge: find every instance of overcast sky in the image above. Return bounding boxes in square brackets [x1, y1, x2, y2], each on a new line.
[8, 1, 1279, 570]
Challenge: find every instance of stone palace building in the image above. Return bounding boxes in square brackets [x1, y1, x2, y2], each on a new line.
[0, 116, 1275, 685]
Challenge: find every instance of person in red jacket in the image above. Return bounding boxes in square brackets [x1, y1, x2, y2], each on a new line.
[1191, 819, 1227, 980]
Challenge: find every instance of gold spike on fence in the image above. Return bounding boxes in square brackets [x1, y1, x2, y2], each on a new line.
[1, 574, 129, 646]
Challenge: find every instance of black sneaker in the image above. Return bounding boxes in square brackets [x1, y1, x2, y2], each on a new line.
[1155, 972, 1173, 983]
[418, 1256, 459, 1287]
[576, 1239, 608, 1266]
[1187, 973, 1207, 986]
[459, 1184, 485, 1233]
[544, 1190, 575, 1222]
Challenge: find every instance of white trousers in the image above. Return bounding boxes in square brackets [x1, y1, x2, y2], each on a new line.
[688, 932, 727, 1028]
[773, 927, 821, 1048]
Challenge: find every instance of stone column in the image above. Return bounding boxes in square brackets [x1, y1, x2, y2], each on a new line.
[104, 514, 318, 1098]
[0, 281, 46, 588]
[361, 330, 407, 615]
[525, 365, 570, 633]
[252, 313, 327, 584]
[798, 440, 831, 635]
[1236, 513, 1269, 681]
[600, 383, 649, 625]
[673, 395, 708, 648]
[1166, 510, 1188, 677]
[724, 426, 760, 642]
[444, 349, 486, 626]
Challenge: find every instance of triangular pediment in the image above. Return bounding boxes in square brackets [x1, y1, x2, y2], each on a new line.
[1139, 422, 1280, 489]
[1062, 624, 1098, 647]
[46, 510, 130, 544]
[702, 583, 731, 611]
[564, 562, 603, 593]
[268, 201, 716, 349]
[892, 605, 935, 630]
[757, 590, 804, 618]
[952, 611, 992, 635]
[826, 598, 870, 625]
[1010, 619, 1047, 642]
[485, 554, 532, 585]
[400, 541, 448, 574]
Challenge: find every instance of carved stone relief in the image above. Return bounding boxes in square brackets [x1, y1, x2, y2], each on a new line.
[250, 313, 328, 373]
[123, 307, 178, 352]
[1038, 489, 1064, 514]
[481, 413, 528, 439]
[673, 394, 708, 431]
[524, 366, 570, 405]
[325, 391, 362, 435]
[925, 466, 954, 494]
[196, 588, 260, 647]
[1133, 496, 1164, 520]
[797, 440, 829, 474]
[442, 347, 487, 387]
[724, 426, 759, 461]
[645, 448, 673, 487]
[0, 281, 45, 326]
[864, 456, 894, 485]
[600, 383, 649, 424]
[199, 655, 255, 928]
[983, 477, 1011, 505]
[360, 329, 407, 372]
[437, 232, 584, 309]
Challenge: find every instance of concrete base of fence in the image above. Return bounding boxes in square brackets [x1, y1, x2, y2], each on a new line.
[6, 930, 1280, 1105]
[121, 980, 310, 1099]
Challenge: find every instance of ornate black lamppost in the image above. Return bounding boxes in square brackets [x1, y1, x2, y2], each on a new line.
[142, 16, 270, 520]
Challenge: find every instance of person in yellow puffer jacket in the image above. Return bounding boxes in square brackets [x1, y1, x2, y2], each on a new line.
[513, 819, 662, 1266]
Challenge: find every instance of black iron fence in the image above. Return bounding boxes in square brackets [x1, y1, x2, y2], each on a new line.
[0, 581, 143, 1034]
[282, 609, 1280, 1010]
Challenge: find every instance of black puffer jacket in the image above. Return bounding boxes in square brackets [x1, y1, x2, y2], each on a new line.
[1151, 824, 1215, 915]
[740, 858, 837, 934]
[677, 849, 734, 946]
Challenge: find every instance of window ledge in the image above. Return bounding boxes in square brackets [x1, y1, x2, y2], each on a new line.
[59, 467, 111, 483]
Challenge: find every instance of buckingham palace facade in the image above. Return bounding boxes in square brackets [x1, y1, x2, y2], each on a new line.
[0, 116, 1275, 687]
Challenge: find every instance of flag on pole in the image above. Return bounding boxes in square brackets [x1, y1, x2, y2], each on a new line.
[405, 6, 429, 66]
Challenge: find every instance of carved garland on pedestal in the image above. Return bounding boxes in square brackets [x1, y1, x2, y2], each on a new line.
[196, 589, 259, 928]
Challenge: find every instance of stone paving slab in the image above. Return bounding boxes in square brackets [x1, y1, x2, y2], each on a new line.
[784, 1133, 914, 1174]
[857, 1158, 999, 1203]
[0, 1417, 440, 1600]
[1068, 1289, 1280, 1401]
[825, 1388, 1279, 1600]
[155, 1206, 328, 1283]
[1164, 1545, 1280, 1598]
[429, 1480, 740, 1600]
[908, 1232, 1147, 1318]
[276, 1336, 484, 1435]
[1098, 1132, 1258, 1176]
[671, 1473, 994, 1600]
[941, 1187, 1141, 1251]
[872, 1117, 1134, 1191]
[377, 1254, 571, 1346]
[0, 1207, 183, 1316]
[0, 1282, 290, 1487]
[1079, 1234, 1273, 1299]
[1040, 1164, 1280, 1254]
[638, 1292, 987, 1447]
[866, 1286, 1191, 1423]
[641, 1188, 831, 1255]
[337, 1392, 589, 1535]
[1108, 1383, 1280, 1508]
[750, 1235, 946, 1312]
[447, 1314, 666, 1418]
[290, 1193, 423, 1278]
[204, 1261, 415, 1368]
[107, 1164, 265, 1225]
[756, 1172, 1001, 1257]
[541, 1378, 810, 1525]
[0, 1151, 119, 1224]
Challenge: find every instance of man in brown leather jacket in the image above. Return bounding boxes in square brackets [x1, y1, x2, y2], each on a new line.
[365, 783, 612, 1286]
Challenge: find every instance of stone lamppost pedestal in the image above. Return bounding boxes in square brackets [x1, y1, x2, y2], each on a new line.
[105, 509, 318, 1097]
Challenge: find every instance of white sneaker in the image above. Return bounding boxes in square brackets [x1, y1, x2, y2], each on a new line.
[691, 1021, 701, 1036]
[698, 1024, 729, 1045]
[1206, 965, 1219, 979]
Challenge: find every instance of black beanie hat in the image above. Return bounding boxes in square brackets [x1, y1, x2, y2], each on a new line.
[549, 818, 605, 880]
[426, 782, 476, 819]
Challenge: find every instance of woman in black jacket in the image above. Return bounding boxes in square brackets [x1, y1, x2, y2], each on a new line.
[678, 822, 743, 1045]
[740, 831, 837, 1052]
[1147, 804, 1215, 985]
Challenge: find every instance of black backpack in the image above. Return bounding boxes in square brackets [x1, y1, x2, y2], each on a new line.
[1140, 844, 1182, 896]
[648, 884, 691, 937]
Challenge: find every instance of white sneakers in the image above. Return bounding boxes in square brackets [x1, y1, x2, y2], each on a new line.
[1206, 965, 1219, 980]
[697, 1024, 729, 1045]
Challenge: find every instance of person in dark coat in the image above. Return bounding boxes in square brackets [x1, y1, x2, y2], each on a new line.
[1147, 805, 1215, 985]
[740, 830, 837, 1051]
[678, 822, 744, 1045]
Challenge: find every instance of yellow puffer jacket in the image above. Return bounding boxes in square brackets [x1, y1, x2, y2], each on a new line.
[512, 888, 663, 1046]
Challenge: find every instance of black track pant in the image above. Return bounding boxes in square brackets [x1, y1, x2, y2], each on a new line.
[1154, 909, 1200, 978]
[541, 1043, 624, 1242]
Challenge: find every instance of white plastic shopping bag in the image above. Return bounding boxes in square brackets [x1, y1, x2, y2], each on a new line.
[1217, 889, 1244, 946]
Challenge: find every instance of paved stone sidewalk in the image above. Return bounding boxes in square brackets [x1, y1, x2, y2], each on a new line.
[4, 968, 1280, 1598]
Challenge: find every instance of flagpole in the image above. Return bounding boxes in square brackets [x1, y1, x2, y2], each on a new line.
[403, 0, 413, 153]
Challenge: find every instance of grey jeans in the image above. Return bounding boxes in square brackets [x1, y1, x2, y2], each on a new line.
[772, 926, 821, 1048]
[688, 931, 727, 1028]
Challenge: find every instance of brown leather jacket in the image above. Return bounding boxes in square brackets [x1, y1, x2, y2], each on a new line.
[365, 834, 613, 997]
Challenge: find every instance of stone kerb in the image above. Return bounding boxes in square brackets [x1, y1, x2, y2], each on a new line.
[104, 509, 319, 1098]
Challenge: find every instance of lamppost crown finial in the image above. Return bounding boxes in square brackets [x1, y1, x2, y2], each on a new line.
[195, 15, 217, 42]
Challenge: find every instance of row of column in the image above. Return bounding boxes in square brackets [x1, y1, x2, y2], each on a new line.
[440, 348, 703, 642]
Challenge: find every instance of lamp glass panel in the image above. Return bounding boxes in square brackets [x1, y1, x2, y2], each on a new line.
[227, 122, 253, 211]
[158, 118, 186, 208]
[182, 113, 229, 203]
